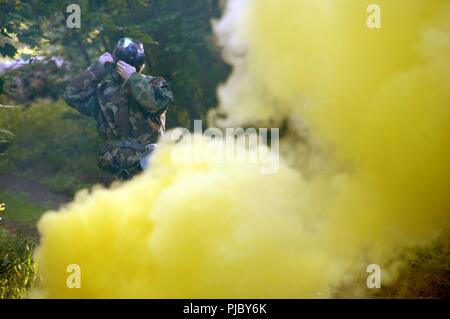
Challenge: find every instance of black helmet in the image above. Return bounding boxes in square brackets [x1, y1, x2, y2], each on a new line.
[112, 37, 146, 70]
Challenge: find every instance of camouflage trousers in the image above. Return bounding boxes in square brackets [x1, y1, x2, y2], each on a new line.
[97, 143, 144, 180]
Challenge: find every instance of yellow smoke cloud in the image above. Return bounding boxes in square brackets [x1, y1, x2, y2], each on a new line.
[33, 141, 328, 298]
[213, 0, 450, 285]
[33, 0, 449, 298]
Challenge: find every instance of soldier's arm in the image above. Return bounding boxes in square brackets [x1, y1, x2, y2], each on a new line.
[123, 73, 174, 115]
[63, 62, 106, 117]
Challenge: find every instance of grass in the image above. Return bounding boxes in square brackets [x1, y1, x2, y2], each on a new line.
[0, 228, 37, 299]
[0, 99, 107, 298]
[0, 188, 47, 224]
[0, 99, 112, 196]
[0, 187, 43, 298]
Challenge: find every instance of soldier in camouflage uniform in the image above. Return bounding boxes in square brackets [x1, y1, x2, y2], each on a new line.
[64, 38, 174, 179]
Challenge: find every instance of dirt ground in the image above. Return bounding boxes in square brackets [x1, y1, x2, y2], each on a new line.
[0, 174, 70, 239]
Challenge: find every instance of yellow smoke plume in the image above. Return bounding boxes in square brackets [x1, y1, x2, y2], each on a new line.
[33, 0, 449, 298]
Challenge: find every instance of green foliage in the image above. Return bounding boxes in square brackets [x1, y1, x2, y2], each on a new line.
[0, 100, 111, 196]
[1, 0, 230, 126]
[0, 128, 15, 154]
[374, 230, 450, 298]
[0, 0, 43, 58]
[1, 59, 68, 105]
[334, 228, 450, 298]
[0, 228, 37, 299]
[0, 188, 46, 224]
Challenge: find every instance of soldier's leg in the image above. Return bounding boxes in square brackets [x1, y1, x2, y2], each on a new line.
[97, 144, 143, 180]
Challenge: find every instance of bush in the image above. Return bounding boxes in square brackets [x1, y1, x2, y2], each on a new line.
[0, 228, 37, 299]
[0, 100, 112, 195]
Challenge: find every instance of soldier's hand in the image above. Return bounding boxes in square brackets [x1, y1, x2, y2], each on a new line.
[98, 52, 114, 65]
[117, 61, 136, 80]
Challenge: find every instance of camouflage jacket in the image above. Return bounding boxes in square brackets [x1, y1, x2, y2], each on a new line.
[64, 62, 173, 146]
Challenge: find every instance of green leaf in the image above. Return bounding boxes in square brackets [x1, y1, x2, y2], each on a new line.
[0, 43, 17, 58]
